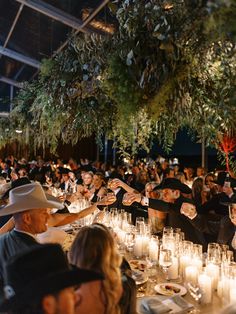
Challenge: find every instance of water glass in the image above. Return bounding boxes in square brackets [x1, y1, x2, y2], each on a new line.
[159, 246, 172, 280]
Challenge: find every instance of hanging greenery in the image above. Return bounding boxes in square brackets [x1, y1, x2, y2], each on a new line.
[0, 0, 234, 160]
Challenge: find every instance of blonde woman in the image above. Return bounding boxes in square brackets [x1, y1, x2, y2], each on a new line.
[69, 223, 123, 314]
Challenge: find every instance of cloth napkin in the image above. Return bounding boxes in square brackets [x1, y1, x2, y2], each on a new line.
[140, 297, 171, 314]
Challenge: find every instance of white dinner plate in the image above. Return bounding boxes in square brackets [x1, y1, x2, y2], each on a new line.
[154, 283, 187, 296]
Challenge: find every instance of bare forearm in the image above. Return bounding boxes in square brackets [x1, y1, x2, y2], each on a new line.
[0, 217, 14, 234]
[49, 205, 97, 227]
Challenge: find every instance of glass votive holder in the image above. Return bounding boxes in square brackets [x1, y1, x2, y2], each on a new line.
[198, 271, 212, 304]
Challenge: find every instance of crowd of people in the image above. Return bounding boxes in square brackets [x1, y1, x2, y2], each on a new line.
[0, 154, 235, 313]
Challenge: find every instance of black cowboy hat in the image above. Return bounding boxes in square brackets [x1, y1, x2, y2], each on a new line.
[213, 171, 236, 188]
[0, 244, 103, 311]
[154, 178, 192, 194]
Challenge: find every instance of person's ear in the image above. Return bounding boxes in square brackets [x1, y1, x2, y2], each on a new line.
[21, 212, 31, 225]
[42, 295, 57, 314]
[174, 190, 180, 199]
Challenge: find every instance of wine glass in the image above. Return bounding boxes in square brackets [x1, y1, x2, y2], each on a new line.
[124, 232, 135, 252]
[159, 247, 172, 280]
[135, 217, 145, 235]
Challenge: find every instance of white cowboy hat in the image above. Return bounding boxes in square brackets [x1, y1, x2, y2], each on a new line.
[0, 183, 63, 216]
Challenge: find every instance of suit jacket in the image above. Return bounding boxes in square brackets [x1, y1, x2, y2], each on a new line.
[190, 215, 235, 248]
[0, 230, 40, 281]
[197, 192, 236, 216]
[148, 196, 206, 245]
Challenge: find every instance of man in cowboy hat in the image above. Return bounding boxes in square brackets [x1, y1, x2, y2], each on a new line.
[0, 182, 64, 281]
[0, 243, 103, 314]
[124, 178, 206, 244]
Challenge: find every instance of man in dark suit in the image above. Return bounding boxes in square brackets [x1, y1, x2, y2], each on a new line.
[197, 171, 236, 216]
[0, 182, 63, 281]
[125, 178, 206, 245]
[181, 201, 236, 258]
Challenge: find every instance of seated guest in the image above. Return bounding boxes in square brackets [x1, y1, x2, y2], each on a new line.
[0, 181, 116, 239]
[197, 172, 236, 216]
[180, 202, 236, 258]
[90, 172, 107, 202]
[192, 177, 205, 206]
[0, 182, 63, 281]
[125, 178, 205, 245]
[145, 182, 166, 234]
[77, 171, 94, 199]
[69, 223, 135, 314]
[0, 243, 103, 314]
[204, 172, 217, 198]
[60, 168, 74, 193]
[132, 170, 149, 193]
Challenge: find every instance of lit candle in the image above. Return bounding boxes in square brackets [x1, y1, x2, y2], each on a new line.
[198, 273, 212, 304]
[142, 236, 149, 256]
[185, 266, 198, 285]
[230, 288, 236, 303]
[168, 256, 179, 280]
[205, 263, 219, 290]
[179, 255, 191, 277]
[221, 276, 230, 302]
[192, 258, 202, 272]
[133, 235, 143, 258]
[149, 240, 159, 261]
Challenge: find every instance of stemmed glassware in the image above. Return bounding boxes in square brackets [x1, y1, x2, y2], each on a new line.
[159, 246, 172, 280]
[124, 232, 135, 252]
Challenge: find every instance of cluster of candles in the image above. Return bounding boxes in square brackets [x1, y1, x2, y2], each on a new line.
[101, 214, 236, 305]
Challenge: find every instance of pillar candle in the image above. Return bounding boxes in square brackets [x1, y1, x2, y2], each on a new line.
[149, 240, 159, 262]
[142, 236, 149, 256]
[185, 266, 198, 285]
[192, 258, 202, 272]
[167, 256, 179, 280]
[198, 273, 212, 304]
[230, 288, 236, 303]
[133, 235, 143, 258]
[205, 263, 219, 290]
[179, 255, 191, 277]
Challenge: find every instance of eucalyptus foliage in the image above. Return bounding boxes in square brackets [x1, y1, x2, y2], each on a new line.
[1, 0, 235, 160]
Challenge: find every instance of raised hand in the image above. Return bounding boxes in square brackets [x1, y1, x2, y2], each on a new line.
[180, 202, 197, 219]
[97, 193, 116, 206]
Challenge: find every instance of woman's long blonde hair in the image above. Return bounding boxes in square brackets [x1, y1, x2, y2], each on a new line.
[69, 223, 122, 314]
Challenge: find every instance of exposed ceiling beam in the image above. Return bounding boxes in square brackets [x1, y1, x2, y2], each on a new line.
[0, 46, 41, 68]
[15, 0, 95, 33]
[0, 3, 24, 62]
[0, 76, 24, 88]
[0, 112, 10, 118]
[31, 0, 110, 80]
[3, 4, 24, 49]
[55, 0, 111, 55]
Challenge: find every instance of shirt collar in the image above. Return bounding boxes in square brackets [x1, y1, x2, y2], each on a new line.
[14, 228, 37, 240]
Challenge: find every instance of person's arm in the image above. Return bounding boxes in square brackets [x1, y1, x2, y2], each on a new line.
[181, 202, 220, 235]
[122, 192, 171, 212]
[110, 179, 138, 193]
[0, 217, 15, 234]
[48, 194, 116, 227]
